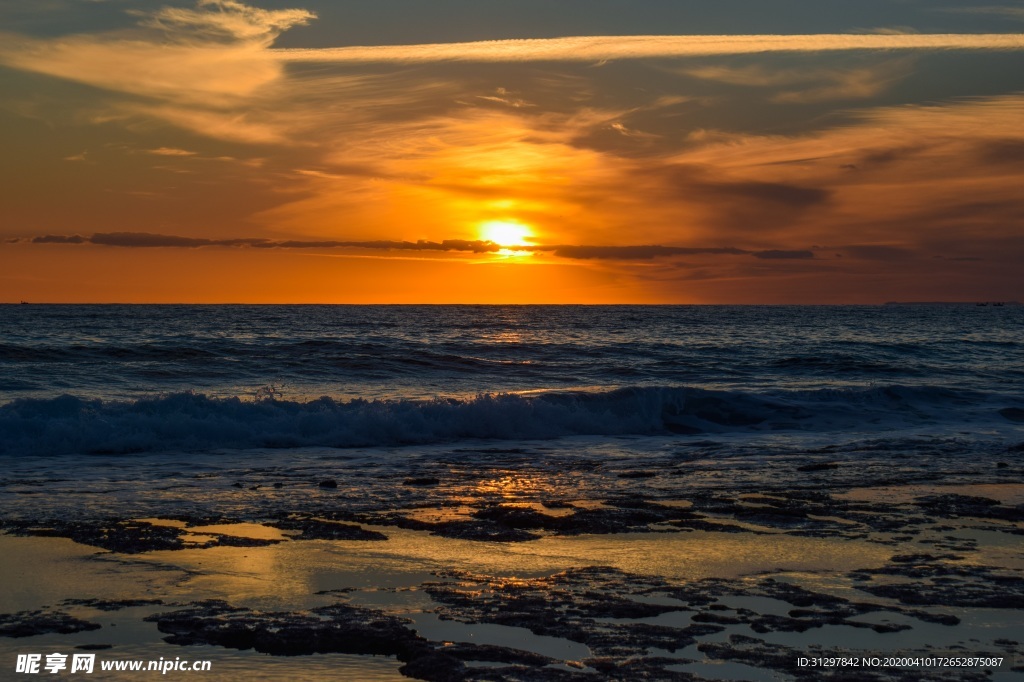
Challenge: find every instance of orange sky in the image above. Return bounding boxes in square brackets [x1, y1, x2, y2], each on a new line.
[2, 1, 1023, 303]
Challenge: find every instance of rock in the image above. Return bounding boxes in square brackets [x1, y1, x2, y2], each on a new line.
[144, 600, 579, 681]
[205, 535, 283, 548]
[1, 519, 185, 553]
[852, 557, 1024, 608]
[61, 598, 164, 611]
[146, 600, 426, 658]
[473, 505, 557, 530]
[915, 494, 1024, 521]
[0, 610, 101, 638]
[269, 517, 387, 541]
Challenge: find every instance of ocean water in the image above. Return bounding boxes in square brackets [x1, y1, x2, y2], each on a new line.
[1, 304, 1022, 458]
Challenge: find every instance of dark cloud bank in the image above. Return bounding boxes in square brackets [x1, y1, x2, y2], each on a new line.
[22, 232, 815, 261]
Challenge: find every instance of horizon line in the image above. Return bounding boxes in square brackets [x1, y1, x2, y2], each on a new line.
[5, 301, 1019, 307]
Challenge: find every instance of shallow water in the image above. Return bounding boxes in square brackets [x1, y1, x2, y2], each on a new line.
[2, 499, 1021, 681]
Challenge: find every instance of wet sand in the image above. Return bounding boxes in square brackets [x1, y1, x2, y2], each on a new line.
[1, 436, 1023, 680]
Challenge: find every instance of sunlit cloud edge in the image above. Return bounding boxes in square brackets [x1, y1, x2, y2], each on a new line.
[273, 34, 1024, 64]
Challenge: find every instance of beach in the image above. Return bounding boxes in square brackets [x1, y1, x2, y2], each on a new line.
[2, 304, 1023, 680]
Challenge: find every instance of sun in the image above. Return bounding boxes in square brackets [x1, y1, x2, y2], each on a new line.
[479, 220, 533, 247]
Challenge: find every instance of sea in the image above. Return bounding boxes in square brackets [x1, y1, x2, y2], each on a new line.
[1, 304, 1022, 460]
[1, 304, 1023, 682]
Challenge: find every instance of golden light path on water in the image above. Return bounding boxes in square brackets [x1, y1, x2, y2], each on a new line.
[131, 527, 894, 609]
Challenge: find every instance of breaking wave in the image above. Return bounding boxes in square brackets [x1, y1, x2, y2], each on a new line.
[0, 384, 1006, 457]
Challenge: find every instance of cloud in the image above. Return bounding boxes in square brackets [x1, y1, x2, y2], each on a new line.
[614, 91, 1024, 272]
[476, 87, 535, 109]
[938, 6, 1024, 21]
[774, 65, 912, 104]
[31, 234, 88, 243]
[235, 89, 1021, 253]
[274, 34, 1024, 64]
[3, 3, 1023, 303]
[620, 163, 832, 238]
[251, 238, 503, 253]
[24, 231, 507, 252]
[752, 250, 815, 259]
[840, 245, 916, 260]
[976, 138, 1024, 165]
[2, 2, 1020, 157]
[691, 177, 829, 208]
[19, 231, 821, 262]
[683, 59, 914, 103]
[0, 34, 281, 104]
[0, 0, 314, 117]
[641, 164, 830, 210]
[543, 245, 746, 260]
[89, 232, 267, 247]
[120, 102, 290, 143]
[146, 147, 198, 156]
[138, 0, 314, 45]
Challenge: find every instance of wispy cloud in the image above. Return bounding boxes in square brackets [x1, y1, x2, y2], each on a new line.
[0, 33, 281, 104]
[137, 0, 314, 44]
[938, 6, 1024, 21]
[0, 0, 314, 131]
[682, 59, 914, 103]
[274, 33, 1024, 64]
[146, 147, 198, 156]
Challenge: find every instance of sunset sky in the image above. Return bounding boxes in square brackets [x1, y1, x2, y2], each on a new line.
[2, 1, 1023, 303]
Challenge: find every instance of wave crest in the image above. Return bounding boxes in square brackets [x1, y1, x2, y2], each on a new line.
[0, 385, 991, 456]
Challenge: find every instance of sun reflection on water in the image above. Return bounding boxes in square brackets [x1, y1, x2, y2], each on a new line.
[474, 472, 548, 500]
